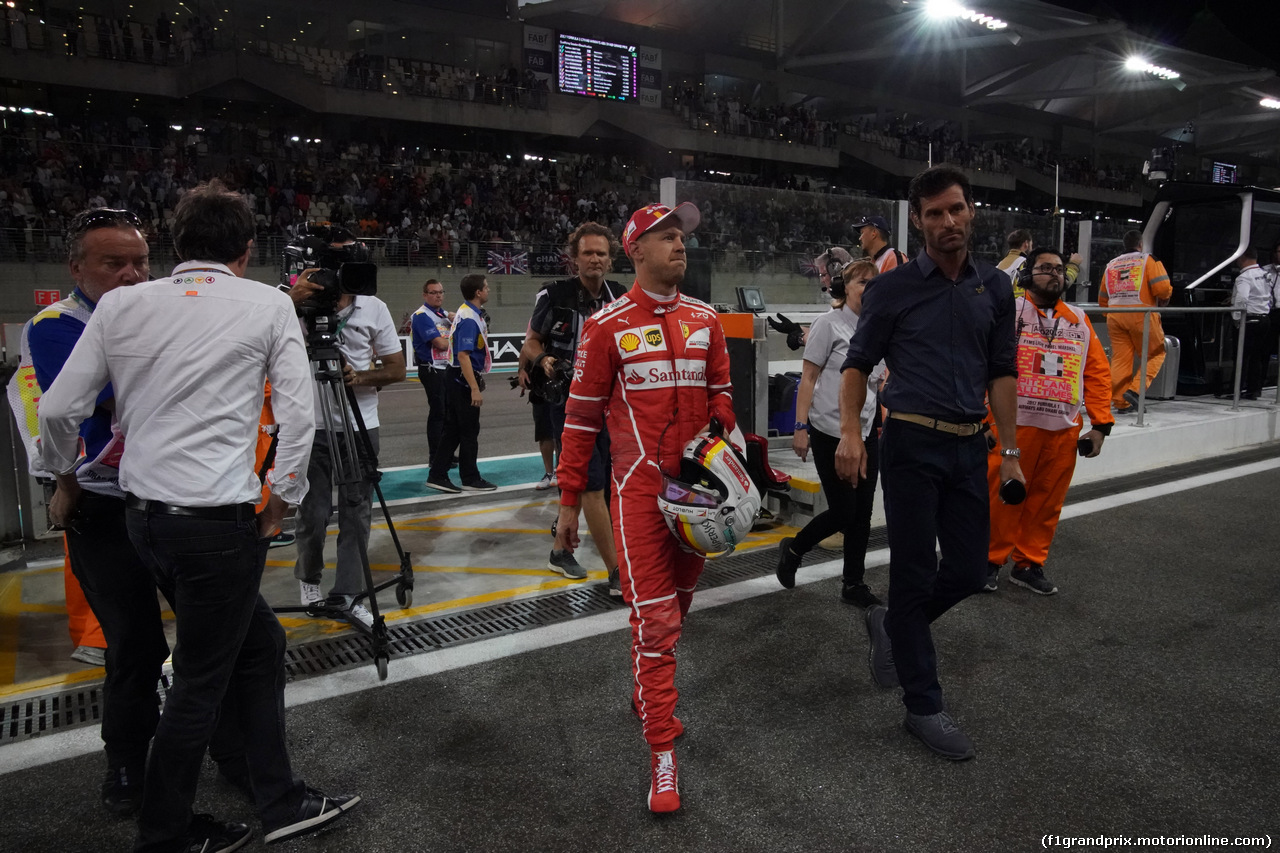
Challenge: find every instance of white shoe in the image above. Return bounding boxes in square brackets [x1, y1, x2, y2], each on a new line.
[344, 602, 374, 629]
[534, 472, 557, 491]
[299, 581, 323, 607]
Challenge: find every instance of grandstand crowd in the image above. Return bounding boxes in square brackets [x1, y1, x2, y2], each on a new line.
[0, 104, 1141, 266]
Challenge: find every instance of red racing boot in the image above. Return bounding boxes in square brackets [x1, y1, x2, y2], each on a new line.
[648, 749, 681, 813]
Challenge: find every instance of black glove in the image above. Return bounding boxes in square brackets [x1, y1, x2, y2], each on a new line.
[767, 313, 804, 351]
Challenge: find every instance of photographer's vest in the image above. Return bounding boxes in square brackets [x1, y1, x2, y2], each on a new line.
[1102, 251, 1149, 307]
[537, 277, 625, 360]
[5, 291, 126, 494]
[1013, 297, 1093, 432]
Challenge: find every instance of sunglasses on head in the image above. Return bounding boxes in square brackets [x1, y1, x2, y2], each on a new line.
[68, 208, 143, 241]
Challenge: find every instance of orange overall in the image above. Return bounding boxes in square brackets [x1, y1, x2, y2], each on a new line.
[1099, 252, 1172, 407]
[988, 298, 1113, 569]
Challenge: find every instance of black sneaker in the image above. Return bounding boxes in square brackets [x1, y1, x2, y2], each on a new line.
[268, 531, 295, 549]
[1122, 389, 1141, 409]
[982, 564, 1000, 593]
[182, 814, 253, 852]
[864, 605, 899, 688]
[607, 566, 623, 597]
[424, 475, 461, 494]
[461, 477, 497, 492]
[904, 711, 976, 760]
[775, 536, 801, 589]
[548, 549, 587, 580]
[263, 788, 361, 845]
[101, 765, 144, 817]
[841, 583, 883, 608]
[1010, 565, 1058, 595]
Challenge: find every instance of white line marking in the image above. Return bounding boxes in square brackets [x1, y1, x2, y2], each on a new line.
[3, 456, 1276, 775]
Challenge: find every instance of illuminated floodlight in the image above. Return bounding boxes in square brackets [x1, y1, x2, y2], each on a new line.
[1125, 56, 1180, 80]
[925, 0, 1007, 28]
[1261, 98, 1280, 110]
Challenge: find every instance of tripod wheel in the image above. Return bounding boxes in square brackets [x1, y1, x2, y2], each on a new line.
[396, 585, 413, 608]
[375, 655, 389, 681]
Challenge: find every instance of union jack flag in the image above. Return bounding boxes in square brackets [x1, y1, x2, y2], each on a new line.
[798, 259, 820, 277]
[487, 249, 529, 275]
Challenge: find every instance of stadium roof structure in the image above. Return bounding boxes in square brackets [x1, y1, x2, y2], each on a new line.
[517, 0, 1280, 165]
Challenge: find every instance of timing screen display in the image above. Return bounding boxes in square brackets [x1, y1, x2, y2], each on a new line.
[1211, 162, 1238, 185]
[557, 33, 638, 101]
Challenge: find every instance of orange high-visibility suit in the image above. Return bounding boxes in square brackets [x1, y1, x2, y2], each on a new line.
[1099, 251, 1172, 408]
[64, 540, 106, 650]
[256, 382, 277, 512]
[988, 297, 1113, 569]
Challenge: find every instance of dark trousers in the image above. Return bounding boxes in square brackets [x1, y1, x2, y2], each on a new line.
[430, 378, 482, 483]
[879, 419, 989, 716]
[792, 426, 879, 586]
[419, 367, 447, 464]
[1242, 315, 1271, 397]
[126, 506, 303, 851]
[64, 492, 169, 771]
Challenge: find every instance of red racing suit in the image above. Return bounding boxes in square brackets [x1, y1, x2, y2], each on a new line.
[557, 283, 735, 750]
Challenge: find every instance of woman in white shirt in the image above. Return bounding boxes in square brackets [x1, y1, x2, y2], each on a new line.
[776, 258, 885, 607]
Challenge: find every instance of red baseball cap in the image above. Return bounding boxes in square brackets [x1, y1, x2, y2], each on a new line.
[621, 202, 700, 257]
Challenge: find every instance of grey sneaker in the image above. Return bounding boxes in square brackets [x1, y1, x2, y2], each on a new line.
[904, 711, 976, 760]
[548, 549, 587, 580]
[864, 605, 899, 688]
[607, 566, 622, 597]
[1010, 565, 1058, 595]
[982, 564, 1000, 593]
[70, 645, 106, 667]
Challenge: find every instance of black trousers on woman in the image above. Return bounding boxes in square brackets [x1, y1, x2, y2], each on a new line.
[791, 424, 880, 587]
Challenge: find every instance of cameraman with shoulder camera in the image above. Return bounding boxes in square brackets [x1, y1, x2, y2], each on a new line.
[286, 225, 405, 628]
[519, 222, 624, 592]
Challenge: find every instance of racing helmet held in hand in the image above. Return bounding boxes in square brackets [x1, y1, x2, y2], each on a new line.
[657, 431, 761, 557]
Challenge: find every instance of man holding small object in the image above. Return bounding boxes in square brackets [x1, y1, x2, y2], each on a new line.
[836, 165, 1022, 761]
[983, 248, 1113, 596]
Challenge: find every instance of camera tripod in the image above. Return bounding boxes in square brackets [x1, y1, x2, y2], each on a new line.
[272, 345, 414, 681]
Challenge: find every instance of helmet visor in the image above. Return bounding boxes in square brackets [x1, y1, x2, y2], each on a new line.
[660, 476, 722, 508]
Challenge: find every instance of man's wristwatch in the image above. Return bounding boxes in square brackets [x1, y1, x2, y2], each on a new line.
[1000, 448, 1021, 458]
[794, 421, 810, 432]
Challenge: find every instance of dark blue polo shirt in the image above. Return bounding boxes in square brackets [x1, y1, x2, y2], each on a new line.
[842, 250, 1016, 422]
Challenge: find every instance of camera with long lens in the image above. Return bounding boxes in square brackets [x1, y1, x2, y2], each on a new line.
[281, 225, 379, 360]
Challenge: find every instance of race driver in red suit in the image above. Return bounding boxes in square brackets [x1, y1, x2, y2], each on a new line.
[555, 202, 735, 813]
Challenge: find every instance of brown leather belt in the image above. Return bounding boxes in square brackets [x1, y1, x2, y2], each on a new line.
[888, 412, 987, 437]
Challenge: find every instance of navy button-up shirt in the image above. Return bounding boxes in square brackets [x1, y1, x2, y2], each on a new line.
[842, 250, 1017, 422]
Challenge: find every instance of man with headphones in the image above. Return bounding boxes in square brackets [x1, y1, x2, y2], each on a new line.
[984, 248, 1113, 596]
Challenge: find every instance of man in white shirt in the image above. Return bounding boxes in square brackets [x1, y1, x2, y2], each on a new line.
[287, 228, 406, 627]
[1232, 246, 1272, 400]
[38, 180, 360, 851]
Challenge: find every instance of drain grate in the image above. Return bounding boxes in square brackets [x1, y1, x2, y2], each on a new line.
[4, 442, 1276, 748]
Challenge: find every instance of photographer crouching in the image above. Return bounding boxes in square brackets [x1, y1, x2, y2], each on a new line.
[282, 225, 405, 628]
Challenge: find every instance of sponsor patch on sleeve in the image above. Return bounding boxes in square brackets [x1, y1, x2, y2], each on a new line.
[615, 325, 668, 359]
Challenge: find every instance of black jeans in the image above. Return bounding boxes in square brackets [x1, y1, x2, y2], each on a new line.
[64, 492, 169, 771]
[879, 419, 988, 716]
[126, 505, 303, 851]
[419, 367, 447, 465]
[792, 426, 879, 587]
[1242, 315, 1271, 397]
[430, 376, 482, 483]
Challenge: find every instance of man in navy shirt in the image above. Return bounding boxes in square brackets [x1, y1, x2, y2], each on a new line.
[426, 274, 496, 492]
[409, 278, 452, 465]
[837, 165, 1023, 760]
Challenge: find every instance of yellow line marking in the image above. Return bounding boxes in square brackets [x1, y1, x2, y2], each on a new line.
[368, 498, 559, 531]
[0, 667, 107, 700]
[0, 575, 22, 688]
[18, 604, 67, 615]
